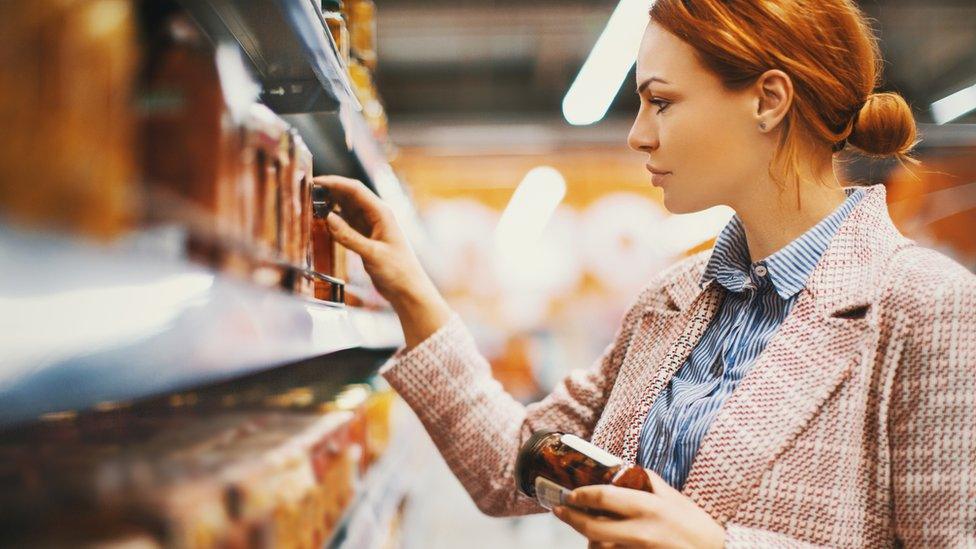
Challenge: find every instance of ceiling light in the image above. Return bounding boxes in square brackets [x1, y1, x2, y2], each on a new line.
[931, 82, 976, 125]
[495, 166, 567, 259]
[562, 0, 652, 126]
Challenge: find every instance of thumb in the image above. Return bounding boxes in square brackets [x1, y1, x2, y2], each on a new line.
[642, 468, 674, 496]
[326, 212, 375, 258]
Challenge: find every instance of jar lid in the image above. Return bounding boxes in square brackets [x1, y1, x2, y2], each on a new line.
[514, 429, 558, 497]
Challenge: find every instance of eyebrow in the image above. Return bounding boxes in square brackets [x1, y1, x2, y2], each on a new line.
[636, 77, 671, 94]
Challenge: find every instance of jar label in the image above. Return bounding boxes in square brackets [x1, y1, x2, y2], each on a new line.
[534, 476, 570, 510]
[560, 434, 623, 468]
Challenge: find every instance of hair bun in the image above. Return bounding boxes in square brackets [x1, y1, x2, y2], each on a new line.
[847, 92, 918, 158]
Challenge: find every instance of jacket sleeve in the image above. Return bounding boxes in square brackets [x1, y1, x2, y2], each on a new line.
[722, 524, 825, 548]
[378, 297, 648, 517]
[890, 257, 976, 547]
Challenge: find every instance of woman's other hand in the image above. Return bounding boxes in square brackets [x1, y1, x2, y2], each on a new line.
[553, 470, 725, 548]
[312, 175, 451, 349]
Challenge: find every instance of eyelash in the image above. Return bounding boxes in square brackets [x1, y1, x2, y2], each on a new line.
[648, 98, 671, 114]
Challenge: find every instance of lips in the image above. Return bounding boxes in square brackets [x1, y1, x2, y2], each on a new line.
[645, 163, 671, 175]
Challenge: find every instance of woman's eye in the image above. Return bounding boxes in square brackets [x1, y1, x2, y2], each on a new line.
[649, 99, 671, 113]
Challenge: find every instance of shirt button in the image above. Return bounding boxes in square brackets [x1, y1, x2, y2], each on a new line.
[754, 264, 768, 277]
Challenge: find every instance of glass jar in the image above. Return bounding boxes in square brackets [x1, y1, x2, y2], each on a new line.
[310, 183, 337, 278]
[321, 0, 350, 67]
[515, 430, 653, 510]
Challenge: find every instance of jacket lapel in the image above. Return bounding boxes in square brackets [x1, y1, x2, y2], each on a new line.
[678, 184, 912, 523]
[679, 291, 872, 523]
[614, 266, 723, 462]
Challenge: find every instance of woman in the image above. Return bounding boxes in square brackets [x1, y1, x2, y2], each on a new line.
[316, 0, 976, 546]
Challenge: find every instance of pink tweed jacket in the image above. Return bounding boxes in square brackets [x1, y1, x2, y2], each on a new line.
[380, 184, 976, 547]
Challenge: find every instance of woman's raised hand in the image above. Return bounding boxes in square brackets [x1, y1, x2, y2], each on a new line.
[312, 175, 452, 349]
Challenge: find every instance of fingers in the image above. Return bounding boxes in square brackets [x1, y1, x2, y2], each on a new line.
[325, 212, 375, 258]
[312, 175, 388, 224]
[642, 468, 676, 496]
[553, 506, 644, 546]
[568, 485, 656, 519]
[312, 175, 371, 201]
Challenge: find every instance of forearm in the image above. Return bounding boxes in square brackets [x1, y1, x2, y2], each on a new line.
[379, 313, 544, 516]
[390, 278, 453, 351]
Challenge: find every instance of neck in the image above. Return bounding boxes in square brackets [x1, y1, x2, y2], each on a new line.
[733, 157, 847, 263]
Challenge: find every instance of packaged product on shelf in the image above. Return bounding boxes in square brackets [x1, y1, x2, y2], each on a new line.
[0, 1, 137, 238]
[321, 0, 351, 67]
[287, 131, 315, 269]
[279, 130, 300, 267]
[0, 405, 363, 548]
[323, 384, 371, 473]
[308, 182, 350, 303]
[244, 104, 291, 261]
[344, 0, 377, 70]
[292, 136, 318, 298]
[297, 141, 315, 271]
[141, 11, 245, 248]
[347, 59, 389, 141]
[362, 390, 396, 466]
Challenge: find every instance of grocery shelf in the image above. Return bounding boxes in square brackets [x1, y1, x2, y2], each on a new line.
[179, 0, 356, 114]
[327, 400, 424, 549]
[0, 224, 403, 428]
[181, 0, 427, 256]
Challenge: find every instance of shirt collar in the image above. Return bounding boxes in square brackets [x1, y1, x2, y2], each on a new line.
[700, 187, 866, 299]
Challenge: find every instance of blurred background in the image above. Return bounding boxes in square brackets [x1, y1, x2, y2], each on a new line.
[373, 1, 976, 546]
[379, 0, 976, 408]
[0, 0, 974, 547]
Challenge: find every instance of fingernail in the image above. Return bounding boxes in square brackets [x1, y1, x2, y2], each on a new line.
[552, 506, 564, 517]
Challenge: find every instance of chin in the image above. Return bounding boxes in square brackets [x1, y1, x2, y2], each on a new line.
[660, 191, 694, 215]
[661, 190, 714, 215]
[663, 187, 721, 215]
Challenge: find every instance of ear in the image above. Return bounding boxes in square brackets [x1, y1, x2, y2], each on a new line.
[754, 69, 793, 132]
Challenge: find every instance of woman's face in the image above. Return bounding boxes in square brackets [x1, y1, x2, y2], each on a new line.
[628, 21, 769, 214]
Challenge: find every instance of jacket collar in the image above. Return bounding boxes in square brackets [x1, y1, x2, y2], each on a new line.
[660, 184, 909, 317]
[699, 187, 866, 300]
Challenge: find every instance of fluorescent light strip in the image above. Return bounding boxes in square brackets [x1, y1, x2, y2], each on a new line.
[562, 0, 653, 126]
[931, 82, 976, 125]
[495, 167, 567, 258]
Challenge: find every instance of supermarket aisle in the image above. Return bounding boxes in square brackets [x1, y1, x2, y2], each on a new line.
[400, 430, 586, 549]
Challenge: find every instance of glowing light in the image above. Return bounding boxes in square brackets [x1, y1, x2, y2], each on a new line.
[931, 82, 976, 125]
[562, 0, 653, 126]
[494, 166, 567, 260]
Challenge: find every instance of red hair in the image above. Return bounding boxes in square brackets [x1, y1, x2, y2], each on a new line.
[649, 0, 920, 189]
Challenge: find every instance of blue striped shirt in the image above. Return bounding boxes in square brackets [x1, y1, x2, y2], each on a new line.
[636, 187, 866, 490]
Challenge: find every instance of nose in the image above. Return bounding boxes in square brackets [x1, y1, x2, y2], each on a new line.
[627, 109, 659, 153]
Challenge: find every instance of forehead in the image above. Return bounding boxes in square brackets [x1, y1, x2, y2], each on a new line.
[636, 22, 701, 83]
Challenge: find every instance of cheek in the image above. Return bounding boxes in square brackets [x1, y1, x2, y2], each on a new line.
[669, 105, 755, 198]
[674, 104, 748, 166]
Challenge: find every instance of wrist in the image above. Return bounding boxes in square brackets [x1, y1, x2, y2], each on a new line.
[390, 277, 443, 315]
[390, 280, 452, 350]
